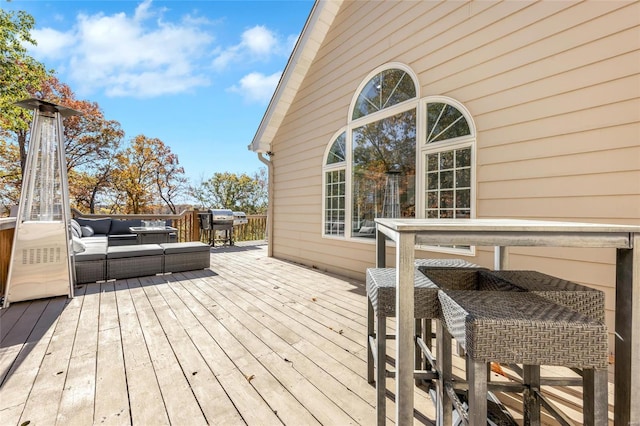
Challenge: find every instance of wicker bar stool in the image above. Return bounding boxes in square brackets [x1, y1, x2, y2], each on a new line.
[366, 259, 481, 425]
[437, 289, 608, 426]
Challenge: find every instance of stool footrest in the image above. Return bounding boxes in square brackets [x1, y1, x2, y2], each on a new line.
[538, 392, 575, 426]
[415, 336, 437, 370]
[443, 382, 519, 426]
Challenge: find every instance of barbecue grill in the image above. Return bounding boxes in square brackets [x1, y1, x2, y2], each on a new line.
[233, 211, 248, 226]
[198, 209, 236, 246]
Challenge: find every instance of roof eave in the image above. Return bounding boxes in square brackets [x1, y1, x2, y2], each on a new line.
[249, 0, 343, 153]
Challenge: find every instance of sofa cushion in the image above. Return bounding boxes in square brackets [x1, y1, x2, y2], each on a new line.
[108, 234, 138, 246]
[70, 219, 82, 238]
[109, 219, 142, 235]
[160, 242, 210, 254]
[71, 236, 86, 253]
[76, 217, 111, 235]
[81, 225, 94, 237]
[107, 244, 164, 259]
[75, 247, 107, 262]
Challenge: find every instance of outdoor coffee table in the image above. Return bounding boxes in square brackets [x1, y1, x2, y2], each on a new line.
[374, 218, 640, 426]
[129, 226, 177, 244]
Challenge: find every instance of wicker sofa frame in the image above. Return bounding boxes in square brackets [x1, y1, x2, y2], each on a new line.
[74, 241, 210, 284]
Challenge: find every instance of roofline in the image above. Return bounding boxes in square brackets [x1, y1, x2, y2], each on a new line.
[248, 0, 343, 153]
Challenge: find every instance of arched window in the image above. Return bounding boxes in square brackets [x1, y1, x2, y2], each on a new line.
[350, 65, 418, 237]
[323, 131, 346, 236]
[422, 97, 475, 222]
[352, 68, 417, 120]
[322, 65, 475, 253]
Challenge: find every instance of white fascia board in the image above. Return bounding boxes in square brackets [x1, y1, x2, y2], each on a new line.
[249, 0, 343, 153]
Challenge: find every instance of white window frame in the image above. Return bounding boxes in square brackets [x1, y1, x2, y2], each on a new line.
[417, 96, 477, 255]
[321, 65, 477, 255]
[322, 129, 347, 239]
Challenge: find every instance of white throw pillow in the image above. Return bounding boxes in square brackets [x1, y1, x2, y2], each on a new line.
[81, 225, 95, 237]
[70, 219, 82, 238]
[71, 236, 86, 254]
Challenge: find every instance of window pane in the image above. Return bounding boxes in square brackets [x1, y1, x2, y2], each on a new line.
[456, 169, 470, 188]
[352, 69, 416, 120]
[326, 132, 346, 165]
[427, 172, 438, 190]
[440, 171, 454, 189]
[456, 148, 471, 167]
[440, 151, 454, 169]
[324, 169, 346, 236]
[352, 109, 416, 237]
[440, 190, 454, 208]
[423, 147, 472, 220]
[456, 189, 470, 208]
[440, 210, 453, 218]
[427, 192, 438, 208]
[426, 103, 471, 144]
[427, 154, 438, 171]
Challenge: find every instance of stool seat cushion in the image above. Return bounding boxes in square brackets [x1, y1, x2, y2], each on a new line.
[490, 270, 605, 322]
[438, 290, 608, 368]
[367, 268, 440, 318]
[367, 260, 483, 318]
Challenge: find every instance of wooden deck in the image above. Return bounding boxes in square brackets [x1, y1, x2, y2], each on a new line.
[0, 241, 612, 425]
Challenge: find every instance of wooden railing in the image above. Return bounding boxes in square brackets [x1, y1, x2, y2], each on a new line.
[234, 215, 267, 242]
[71, 208, 200, 242]
[71, 209, 268, 244]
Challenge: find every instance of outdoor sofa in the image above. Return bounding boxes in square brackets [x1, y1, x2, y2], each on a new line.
[70, 218, 210, 284]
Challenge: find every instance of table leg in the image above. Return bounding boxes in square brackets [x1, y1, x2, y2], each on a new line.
[376, 228, 386, 268]
[615, 233, 639, 425]
[494, 246, 509, 270]
[395, 232, 415, 425]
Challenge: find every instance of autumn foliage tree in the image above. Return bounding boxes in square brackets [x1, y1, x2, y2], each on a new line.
[0, 9, 50, 211]
[111, 135, 186, 214]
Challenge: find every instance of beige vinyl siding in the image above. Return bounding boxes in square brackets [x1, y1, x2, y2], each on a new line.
[268, 1, 640, 353]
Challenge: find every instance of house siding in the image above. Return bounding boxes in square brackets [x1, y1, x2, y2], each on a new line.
[269, 0, 640, 352]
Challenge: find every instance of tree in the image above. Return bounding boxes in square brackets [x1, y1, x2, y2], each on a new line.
[0, 10, 50, 172]
[37, 76, 124, 173]
[0, 139, 21, 213]
[153, 144, 187, 214]
[112, 135, 186, 214]
[189, 169, 268, 214]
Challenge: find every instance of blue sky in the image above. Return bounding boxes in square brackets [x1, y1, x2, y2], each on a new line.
[3, 0, 314, 183]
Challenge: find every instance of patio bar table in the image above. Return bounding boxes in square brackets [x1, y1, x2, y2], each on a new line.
[374, 218, 640, 426]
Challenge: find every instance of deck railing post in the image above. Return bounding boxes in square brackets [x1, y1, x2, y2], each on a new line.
[191, 209, 200, 243]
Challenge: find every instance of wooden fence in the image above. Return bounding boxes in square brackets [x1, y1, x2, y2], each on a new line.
[69, 209, 267, 244]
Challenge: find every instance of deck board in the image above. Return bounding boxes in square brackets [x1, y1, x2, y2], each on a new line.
[0, 241, 614, 425]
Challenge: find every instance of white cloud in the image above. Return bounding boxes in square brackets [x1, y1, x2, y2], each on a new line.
[242, 26, 278, 56]
[228, 71, 281, 104]
[212, 25, 286, 71]
[29, 1, 214, 98]
[30, 28, 75, 58]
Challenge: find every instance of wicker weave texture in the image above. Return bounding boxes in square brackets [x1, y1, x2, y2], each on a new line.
[366, 259, 480, 318]
[107, 255, 163, 280]
[75, 260, 106, 283]
[367, 268, 439, 318]
[164, 251, 210, 273]
[420, 268, 518, 292]
[490, 270, 605, 322]
[438, 290, 608, 368]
